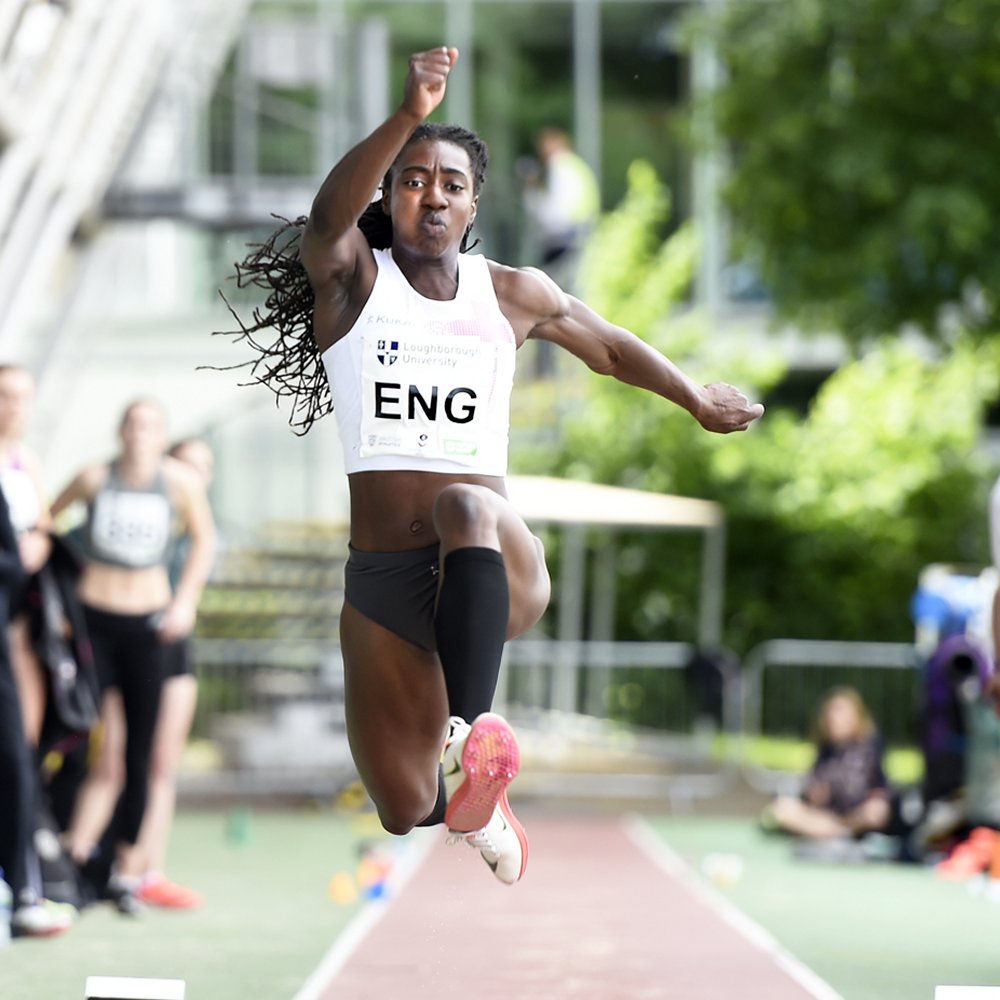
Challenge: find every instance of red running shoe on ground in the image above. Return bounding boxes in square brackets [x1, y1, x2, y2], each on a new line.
[935, 826, 998, 880]
[137, 873, 204, 909]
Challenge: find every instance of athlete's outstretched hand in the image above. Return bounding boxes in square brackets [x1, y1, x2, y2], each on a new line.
[696, 383, 765, 433]
[402, 47, 459, 122]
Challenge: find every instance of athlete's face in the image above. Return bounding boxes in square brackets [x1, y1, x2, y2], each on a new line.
[172, 439, 214, 488]
[0, 368, 34, 439]
[385, 139, 478, 256]
[119, 401, 168, 461]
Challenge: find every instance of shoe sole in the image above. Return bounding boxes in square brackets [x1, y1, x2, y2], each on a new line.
[12, 924, 71, 938]
[138, 891, 203, 909]
[445, 712, 520, 834]
[496, 790, 530, 883]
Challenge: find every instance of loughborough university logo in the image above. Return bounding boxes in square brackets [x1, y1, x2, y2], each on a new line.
[376, 340, 399, 366]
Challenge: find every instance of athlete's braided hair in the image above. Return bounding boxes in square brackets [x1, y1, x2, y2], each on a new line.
[209, 123, 489, 435]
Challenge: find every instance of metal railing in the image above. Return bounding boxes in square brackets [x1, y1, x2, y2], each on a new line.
[183, 636, 350, 799]
[740, 638, 921, 794]
[183, 625, 928, 805]
[499, 638, 740, 806]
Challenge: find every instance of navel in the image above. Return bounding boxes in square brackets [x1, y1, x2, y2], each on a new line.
[409, 519, 424, 535]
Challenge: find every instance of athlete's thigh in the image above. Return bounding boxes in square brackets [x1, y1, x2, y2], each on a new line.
[490, 493, 551, 638]
[339, 602, 448, 788]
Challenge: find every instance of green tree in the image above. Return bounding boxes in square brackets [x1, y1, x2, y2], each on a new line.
[685, 0, 1000, 344]
[529, 162, 1000, 652]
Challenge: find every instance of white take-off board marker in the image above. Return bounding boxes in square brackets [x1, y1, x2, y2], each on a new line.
[85, 977, 186, 1000]
[936, 989, 1000, 999]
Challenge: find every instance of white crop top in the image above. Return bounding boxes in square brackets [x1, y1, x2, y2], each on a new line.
[84, 463, 173, 570]
[323, 248, 517, 475]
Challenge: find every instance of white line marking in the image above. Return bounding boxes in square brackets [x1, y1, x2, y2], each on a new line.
[291, 827, 438, 1000]
[625, 815, 845, 1000]
[936, 991, 1000, 998]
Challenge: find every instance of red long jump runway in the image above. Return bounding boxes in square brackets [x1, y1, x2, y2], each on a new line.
[298, 814, 843, 1000]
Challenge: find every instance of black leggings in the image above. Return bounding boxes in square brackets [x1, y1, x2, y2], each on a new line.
[83, 606, 166, 846]
[0, 639, 32, 901]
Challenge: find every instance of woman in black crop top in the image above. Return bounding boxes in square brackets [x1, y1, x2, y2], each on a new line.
[217, 47, 763, 886]
[50, 399, 215, 913]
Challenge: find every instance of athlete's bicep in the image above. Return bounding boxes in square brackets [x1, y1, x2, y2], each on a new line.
[494, 262, 622, 371]
[529, 295, 626, 373]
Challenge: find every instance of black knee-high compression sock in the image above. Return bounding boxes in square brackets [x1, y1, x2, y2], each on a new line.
[433, 546, 510, 723]
[416, 768, 447, 828]
[415, 547, 510, 829]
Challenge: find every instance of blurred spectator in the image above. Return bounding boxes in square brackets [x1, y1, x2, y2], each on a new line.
[519, 126, 600, 289]
[990, 473, 1000, 671]
[518, 127, 600, 377]
[134, 437, 216, 910]
[0, 365, 53, 752]
[0, 484, 73, 937]
[763, 686, 891, 841]
[50, 400, 215, 914]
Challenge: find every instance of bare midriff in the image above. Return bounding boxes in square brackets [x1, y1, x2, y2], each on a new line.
[77, 562, 172, 615]
[347, 469, 507, 551]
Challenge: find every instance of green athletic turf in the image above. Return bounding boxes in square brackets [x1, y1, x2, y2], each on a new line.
[648, 817, 999, 1000]
[0, 808, 393, 1000]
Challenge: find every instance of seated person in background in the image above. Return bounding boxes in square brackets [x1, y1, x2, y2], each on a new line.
[764, 686, 891, 840]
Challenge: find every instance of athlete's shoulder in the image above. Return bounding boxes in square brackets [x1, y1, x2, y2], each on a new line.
[487, 260, 569, 328]
[488, 260, 562, 300]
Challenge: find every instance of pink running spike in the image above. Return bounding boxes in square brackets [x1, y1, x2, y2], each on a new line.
[444, 712, 521, 834]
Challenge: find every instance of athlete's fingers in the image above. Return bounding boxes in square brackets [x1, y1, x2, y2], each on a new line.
[410, 46, 457, 82]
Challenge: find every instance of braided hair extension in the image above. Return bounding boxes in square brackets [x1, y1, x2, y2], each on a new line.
[208, 123, 489, 435]
[207, 215, 326, 435]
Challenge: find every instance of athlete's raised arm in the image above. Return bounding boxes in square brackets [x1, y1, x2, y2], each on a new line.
[299, 47, 459, 303]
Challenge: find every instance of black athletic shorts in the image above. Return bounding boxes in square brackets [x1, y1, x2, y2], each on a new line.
[82, 606, 167, 692]
[343, 543, 440, 652]
[161, 636, 194, 679]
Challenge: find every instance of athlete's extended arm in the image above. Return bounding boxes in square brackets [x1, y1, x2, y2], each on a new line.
[497, 265, 763, 433]
[299, 46, 459, 291]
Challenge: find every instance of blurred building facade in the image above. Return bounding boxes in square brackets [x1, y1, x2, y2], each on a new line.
[0, 0, 821, 533]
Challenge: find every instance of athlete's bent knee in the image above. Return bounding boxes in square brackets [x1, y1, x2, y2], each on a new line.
[373, 782, 440, 837]
[377, 811, 415, 837]
[432, 483, 497, 539]
[148, 757, 177, 786]
[376, 801, 427, 837]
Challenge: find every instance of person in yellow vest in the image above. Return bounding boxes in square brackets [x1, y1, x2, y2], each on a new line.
[521, 126, 601, 286]
[519, 127, 600, 376]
